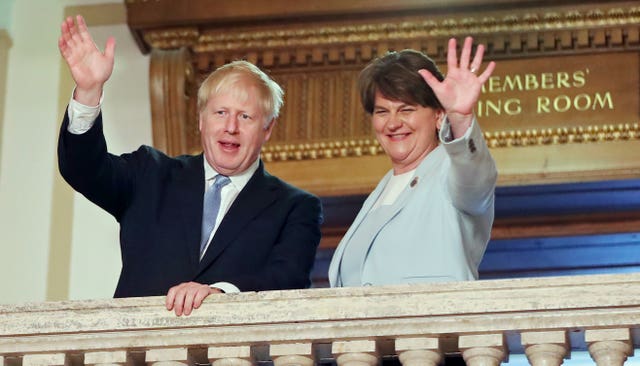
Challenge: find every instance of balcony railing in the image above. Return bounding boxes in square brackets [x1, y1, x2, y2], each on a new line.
[1, 273, 639, 366]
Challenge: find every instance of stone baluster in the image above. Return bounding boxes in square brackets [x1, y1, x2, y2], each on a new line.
[586, 328, 633, 366]
[22, 353, 66, 366]
[271, 343, 314, 366]
[521, 331, 568, 366]
[395, 337, 442, 366]
[209, 345, 253, 366]
[332, 340, 379, 366]
[146, 348, 188, 366]
[85, 350, 128, 366]
[459, 334, 507, 366]
[1, 356, 18, 366]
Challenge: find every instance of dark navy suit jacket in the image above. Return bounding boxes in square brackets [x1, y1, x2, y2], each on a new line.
[58, 112, 323, 298]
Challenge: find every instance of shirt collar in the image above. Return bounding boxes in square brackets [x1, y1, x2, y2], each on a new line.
[203, 157, 260, 192]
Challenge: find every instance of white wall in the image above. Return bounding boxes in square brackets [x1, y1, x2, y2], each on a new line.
[0, 1, 14, 30]
[0, 0, 151, 304]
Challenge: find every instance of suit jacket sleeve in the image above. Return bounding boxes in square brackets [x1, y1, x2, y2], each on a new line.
[57, 109, 139, 220]
[440, 117, 498, 216]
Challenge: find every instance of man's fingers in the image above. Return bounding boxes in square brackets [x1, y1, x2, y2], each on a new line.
[58, 36, 69, 56]
[182, 290, 196, 316]
[60, 19, 71, 42]
[76, 15, 92, 42]
[104, 37, 116, 62]
[193, 286, 213, 309]
[173, 289, 186, 316]
[60, 20, 77, 49]
[166, 286, 178, 310]
[166, 282, 217, 316]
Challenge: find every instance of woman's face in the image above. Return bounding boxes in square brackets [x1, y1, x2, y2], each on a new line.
[372, 91, 443, 175]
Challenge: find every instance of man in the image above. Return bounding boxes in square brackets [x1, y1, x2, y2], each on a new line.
[57, 15, 322, 316]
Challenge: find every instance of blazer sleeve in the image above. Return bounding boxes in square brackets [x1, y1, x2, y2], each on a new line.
[440, 117, 498, 216]
[57, 109, 140, 220]
[220, 191, 323, 291]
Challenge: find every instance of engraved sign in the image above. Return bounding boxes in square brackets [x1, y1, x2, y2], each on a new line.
[476, 52, 639, 132]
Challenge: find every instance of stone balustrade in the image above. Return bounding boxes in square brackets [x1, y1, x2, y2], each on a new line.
[1, 273, 639, 366]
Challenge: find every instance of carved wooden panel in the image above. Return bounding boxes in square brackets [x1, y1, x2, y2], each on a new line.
[129, 0, 640, 243]
[132, 0, 640, 195]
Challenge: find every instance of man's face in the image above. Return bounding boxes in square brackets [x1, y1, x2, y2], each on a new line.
[199, 81, 274, 176]
[372, 91, 443, 175]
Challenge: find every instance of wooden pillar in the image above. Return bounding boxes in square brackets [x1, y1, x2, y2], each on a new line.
[149, 47, 194, 156]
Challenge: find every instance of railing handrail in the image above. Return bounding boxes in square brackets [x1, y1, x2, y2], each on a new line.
[1, 272, 639, 355]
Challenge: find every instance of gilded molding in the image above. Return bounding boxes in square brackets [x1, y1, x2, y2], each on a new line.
[143, 27, 199, 50]
[485, 123, 640, 148]
[262, 139, 383, 162]
[260, 122, 640, 162]
[142, 6, 640, 53]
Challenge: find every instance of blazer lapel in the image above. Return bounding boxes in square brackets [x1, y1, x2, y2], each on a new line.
[176, 154, 206, 271]
[197, 162, 278, 274]
[328, 170, 391, 285]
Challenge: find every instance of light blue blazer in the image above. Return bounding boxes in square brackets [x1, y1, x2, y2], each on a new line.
[328, 119, 497, 287]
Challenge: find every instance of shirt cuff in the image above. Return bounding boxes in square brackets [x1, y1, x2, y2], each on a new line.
[67, 88, 103, 135]
[210, 282, 240, 294]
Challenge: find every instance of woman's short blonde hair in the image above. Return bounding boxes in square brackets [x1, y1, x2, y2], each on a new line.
[197, 60, 284, 128]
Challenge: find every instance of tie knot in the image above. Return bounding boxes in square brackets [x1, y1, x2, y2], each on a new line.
[213, 175, 231, 190]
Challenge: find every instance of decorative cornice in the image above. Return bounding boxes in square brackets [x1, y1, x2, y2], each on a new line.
[261, 122, 640, 162]
[142, 6, 640, 53]
[262, 138, 383, 162]
[485, 123, 640, 148]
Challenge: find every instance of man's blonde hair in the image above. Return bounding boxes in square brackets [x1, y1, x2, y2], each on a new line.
[197, 60, 284, 128]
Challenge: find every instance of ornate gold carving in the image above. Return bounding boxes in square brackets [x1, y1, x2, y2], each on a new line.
[143, 27, 199, 50]
[485, 123, 640, 148]
[141, 6, 640, 55]
[260, 122, 640, 162]
[262, 139, 383, 162]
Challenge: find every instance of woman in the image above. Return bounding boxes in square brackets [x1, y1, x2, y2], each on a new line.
[328, 37, 498, 287]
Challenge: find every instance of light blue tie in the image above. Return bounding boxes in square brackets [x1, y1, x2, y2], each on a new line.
[200, 175, 231, 257]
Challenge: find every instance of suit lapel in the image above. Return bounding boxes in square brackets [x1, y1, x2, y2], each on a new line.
[176, 154, 206, 272]
[197, 162, 278, 275]
[328, 171, 391, 284]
